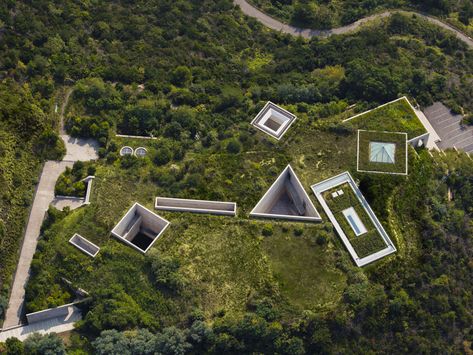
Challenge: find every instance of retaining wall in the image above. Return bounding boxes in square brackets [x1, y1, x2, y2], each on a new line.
[155, 197, 237, 216]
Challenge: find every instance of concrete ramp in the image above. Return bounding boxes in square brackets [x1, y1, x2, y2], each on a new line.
[250, 165, 321, 222]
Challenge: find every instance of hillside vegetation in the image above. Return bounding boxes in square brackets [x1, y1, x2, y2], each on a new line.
[250, 0, 473, 33]
[0, 0, 472, 353]
[0, 81, 64, 321]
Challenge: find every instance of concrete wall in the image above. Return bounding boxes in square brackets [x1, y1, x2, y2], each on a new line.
[250, 165, 321, 222]
[111, 203, 170, 254]
[138, 204, 169, 231]
[69, 234, 100, 257]
[124, 215, 142, 241]
[112, 204, 139, 237]
[26, 302, 76, 324]
[252, 174, 285, 213]
[155, 197, 236, 216]
[408, 132, 430, 149]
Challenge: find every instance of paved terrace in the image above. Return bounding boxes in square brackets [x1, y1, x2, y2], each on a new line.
[0, 306, 81, 342]
[423, 102, 473, 153]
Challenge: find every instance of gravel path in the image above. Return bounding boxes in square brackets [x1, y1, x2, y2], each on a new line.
[234, 0, 473, 48]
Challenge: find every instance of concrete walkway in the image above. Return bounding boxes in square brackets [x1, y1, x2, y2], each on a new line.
[51, 196, 85, 211]
[3, 88, 98, 329]
[3, 161, 73, 328]
[0, 306, 81, 342]
[234, 0, 473, 48]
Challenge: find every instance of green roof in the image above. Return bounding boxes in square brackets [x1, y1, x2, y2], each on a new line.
[346, 98, 427, 139]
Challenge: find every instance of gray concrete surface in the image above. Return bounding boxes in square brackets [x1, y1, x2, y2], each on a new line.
[61, 135, 99, 162]
[3, 161, 73, 328]
[423, 102, 473, 153]
[51, 196, 85, 211]
[250, 165, 321, 222]
[0, 306, 81, 341]
[233, 0, 473, 48]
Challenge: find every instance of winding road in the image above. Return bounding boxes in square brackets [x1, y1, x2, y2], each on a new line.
[234, 0, 473, 48]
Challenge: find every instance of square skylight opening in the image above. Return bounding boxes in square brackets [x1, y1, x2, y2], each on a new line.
[251, 102, 297, 140]
[111, 203, 170, 253]
[369, 142, 396, 164]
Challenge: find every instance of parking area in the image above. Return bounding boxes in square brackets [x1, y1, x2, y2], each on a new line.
[423, 102, 473, 153]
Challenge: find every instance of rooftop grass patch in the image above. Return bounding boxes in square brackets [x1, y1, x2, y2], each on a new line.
[322, 183, 388, 259]
[345, 98, 426, 139]
[357, 130, 408, 175]
[262, 227, 347, 311]
[25, 127, 354, 322]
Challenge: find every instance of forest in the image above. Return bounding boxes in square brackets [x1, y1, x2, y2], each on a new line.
[0, 0, 472, 354]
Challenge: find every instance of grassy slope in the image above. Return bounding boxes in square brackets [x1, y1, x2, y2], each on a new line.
[0, 131, 41, 297]
[346, 98, 427, 139]
[25, 115, 364, 324]
[358, 130, 407, 174]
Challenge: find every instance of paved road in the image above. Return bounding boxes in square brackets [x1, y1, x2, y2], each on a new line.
[233, 0, 473, 48]
[3, 88, 98, 328]
[423, 102, 473, 153]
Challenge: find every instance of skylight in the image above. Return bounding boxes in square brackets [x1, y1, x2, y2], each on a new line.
[369, 142, 396, 164]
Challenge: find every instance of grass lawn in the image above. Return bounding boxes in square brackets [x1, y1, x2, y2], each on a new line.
[357, 130, 408, 175]
[346, 98, 426, 139]
[323, 183, 388, 258]
[262, 227, 347, 311]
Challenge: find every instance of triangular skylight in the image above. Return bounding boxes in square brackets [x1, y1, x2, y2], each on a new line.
[369, 142, 396, 164]
[250, 165, 321, 222]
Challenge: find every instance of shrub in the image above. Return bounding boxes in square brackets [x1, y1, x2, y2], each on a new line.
[4, 337, 24, 354]
[154, 147, 172, 166]
[24, 333, 66, 355]
[463, 113, 473, 125]
[0, 294, 7, 319]
[171, 66, 192, 87]
[226, 139, 241, 154]
[147, 251, 187, 292]
[316, 234, 328, 246]
[262, 224, 273, 237]
[34, 129, 66, 160]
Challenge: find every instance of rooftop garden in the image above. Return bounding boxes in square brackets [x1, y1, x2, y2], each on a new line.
[357, 130, 408, 175]
[2, 1, 473, 351]
[25, 122, 354, 325]
[346, 98, 427, 139]
[322, 183, 389, 258]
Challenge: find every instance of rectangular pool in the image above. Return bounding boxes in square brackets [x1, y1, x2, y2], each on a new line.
[342, 207, 367, 236]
